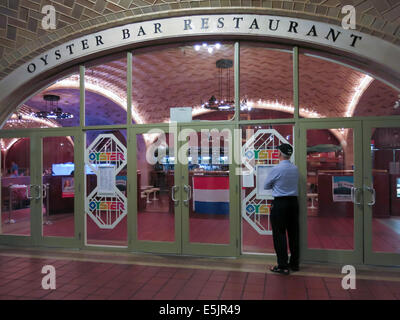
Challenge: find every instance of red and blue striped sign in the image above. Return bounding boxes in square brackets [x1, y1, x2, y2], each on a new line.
[193, 176, 229, 215]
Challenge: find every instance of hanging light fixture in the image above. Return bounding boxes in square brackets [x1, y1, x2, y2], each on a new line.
[32, 94, 73, 119]
[201, 59, 235, 111]
[201, 59, 249, 112]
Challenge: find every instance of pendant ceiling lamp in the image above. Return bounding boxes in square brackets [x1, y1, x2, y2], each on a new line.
[201, 59, 235, 111]
[32, 94, 73, 119]
[201, 58, 249, 111]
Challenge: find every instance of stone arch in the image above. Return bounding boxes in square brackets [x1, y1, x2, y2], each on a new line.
[0, 9, 399, 124]
[1, 1, 399, 80]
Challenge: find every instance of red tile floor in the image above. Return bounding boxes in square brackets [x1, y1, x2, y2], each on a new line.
[0, 248, 400, 300]
[3, 207, 400, 254]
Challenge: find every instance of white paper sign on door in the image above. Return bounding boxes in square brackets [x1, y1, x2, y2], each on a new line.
[170, 107, 192, 122]
[98, 165, 115, 196]
[242, 171, 254, 188]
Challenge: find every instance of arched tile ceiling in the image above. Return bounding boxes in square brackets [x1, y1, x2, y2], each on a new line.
[18, 43, 400, 126]
[354, 80, 400, 117]
[299, 54, 366, 117]
[23, 88, 126, 127]
[240, 44, 293, 108]
[86, 58, 127, 102]
[132, 43, 235, 124]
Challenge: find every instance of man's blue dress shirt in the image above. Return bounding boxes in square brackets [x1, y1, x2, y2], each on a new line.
[264, 160, 299, 197]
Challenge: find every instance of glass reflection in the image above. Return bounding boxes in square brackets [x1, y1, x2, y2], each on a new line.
[42, 136, 75, 238]
[137, 132, 175, 242]
[1, 137, 31, 236]
[371, 127, 400, 253]
[306, 128, 354, 250]
[132, 42, 235, 124]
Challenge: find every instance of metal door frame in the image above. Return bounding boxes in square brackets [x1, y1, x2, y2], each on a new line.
[129, 124, 181, 254]
[363, 119, 400, 266]
[0, 128, 83, 248]
[129, 123, 239, 257]
[0, 130, 35, 246]
[298, 120, 364, 265]
[179, 122, 239, 257]
[32, 129, 83, 248]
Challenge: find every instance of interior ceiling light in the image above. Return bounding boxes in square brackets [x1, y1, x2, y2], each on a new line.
[201, 59, 233, 111]
[32, 94, 73, 119]
[194, 42, 221, 53]
[201, 59, 248, 111]
[394, 94, 400, 109]
[49, 75, 144, 125]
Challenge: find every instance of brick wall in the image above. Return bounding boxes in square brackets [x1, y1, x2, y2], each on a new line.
[0, 0, 399, 80]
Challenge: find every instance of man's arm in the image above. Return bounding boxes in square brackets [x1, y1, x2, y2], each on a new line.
[264, 167, 279, 190]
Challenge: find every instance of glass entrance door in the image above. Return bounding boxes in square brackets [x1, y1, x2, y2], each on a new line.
[363, 120, 400, 265]
[131, 124, 238, 256]
[32, 130, 81, 247]
[85, 130, 128, 248]
[0, 130, 81, 247]
[181, 124, 238, 256]
[131, 125, 181, 254]
[299, 121, 364, 264]
[0, 132, 33, 245]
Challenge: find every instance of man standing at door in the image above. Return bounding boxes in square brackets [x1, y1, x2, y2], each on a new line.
[264, 143, 299, 275]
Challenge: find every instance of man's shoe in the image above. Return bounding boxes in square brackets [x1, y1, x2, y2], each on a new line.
[269, 265, 290, 275]
[289, 265, 299, 272]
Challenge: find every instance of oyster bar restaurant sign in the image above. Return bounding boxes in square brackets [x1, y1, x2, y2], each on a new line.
[1, 14, 399, 102]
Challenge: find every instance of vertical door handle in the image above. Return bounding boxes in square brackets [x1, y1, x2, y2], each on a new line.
[42, 184, 47, 198]
[26, 185, 33, 200]
[183, 185, 192, 206]
[365, 186, 376, 206]
[351, 187, 362, 205]
[171, 185, 179, 205]
[26, 185, 40, 200]
[34, 185, 41, 200]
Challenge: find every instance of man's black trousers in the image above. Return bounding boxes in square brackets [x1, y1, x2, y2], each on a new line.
[270, 196, 299, 269]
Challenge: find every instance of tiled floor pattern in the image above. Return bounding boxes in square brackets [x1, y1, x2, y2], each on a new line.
[3, 207, 400, 254]
[0, 251, 400, 300]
